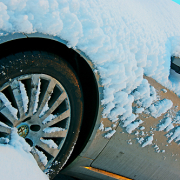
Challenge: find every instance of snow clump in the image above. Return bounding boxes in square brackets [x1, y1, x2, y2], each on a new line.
[0, 0, 180, 149]
[148, 99, 173, 118]
[104, 130, 116, 139]
[0, 92, 18, 119]
[43, 127, 65, 133]
[99, 122, 104, 131]
[9, 128, 31, 153]
[158, 117, 172, 131]
[142, 135, 154, 148]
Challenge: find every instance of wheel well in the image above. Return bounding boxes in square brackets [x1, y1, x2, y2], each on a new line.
[0, 37, 99, 167]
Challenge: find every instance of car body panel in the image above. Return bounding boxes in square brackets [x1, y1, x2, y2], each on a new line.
[1, 33, 180, 180]
[61, 76, 180, 180]
[91, 126, 180, 180]
[0, 32, 26, 44]
[90, 76, 180, 180]
[23, 32, 113, 160]
[0, 32, 114, 171]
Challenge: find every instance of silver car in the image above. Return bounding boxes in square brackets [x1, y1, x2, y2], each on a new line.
[0, 1, 180, 180]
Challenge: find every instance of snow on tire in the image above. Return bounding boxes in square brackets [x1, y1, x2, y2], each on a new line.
[0, 51, 83, 179]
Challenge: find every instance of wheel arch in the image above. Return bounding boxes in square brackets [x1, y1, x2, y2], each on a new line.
[0, 33, 100, 167]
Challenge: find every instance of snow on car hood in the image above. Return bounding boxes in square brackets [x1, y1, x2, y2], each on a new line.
[1, 0, 180, 147]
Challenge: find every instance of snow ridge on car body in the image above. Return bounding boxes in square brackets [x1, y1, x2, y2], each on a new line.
[1, 0, 180, 179]
[1, 0, 180, 123]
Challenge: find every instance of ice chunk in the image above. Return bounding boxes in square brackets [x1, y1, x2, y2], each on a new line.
[40, 139, 58, 149]
[126, 120, 143, 134]
[139, 126, 145, 130]
[137, 137, 144, 144]
[123, 114, 138, 127]
[35, 148, 48, 166]
[149, 99, 173, 118]
[165, 123, 174, 132]
[102, 102, 115, 118]
[158, 117, 172, 131]
[19, 81, 29, 113]
[43, 127, 65, 133]
[104, 127, 112, 131]
[99, 122, 104, 131]
[135, 107, 144, 114]
[0, 92, 18, 120]
[42, 114, 57, 124]
[168, 127, 180, 143]
[142, 135, 154, 147]
[33, 78, 41, 114]
[9, 128, 31, 153]
[104, 130, 116, 139]
[161, 89, 167, 93]
[132, 79, 151, 100]
[108, 106, 126, 122]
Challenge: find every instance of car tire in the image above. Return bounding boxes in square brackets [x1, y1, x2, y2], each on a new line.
[0, 51, 83, 179]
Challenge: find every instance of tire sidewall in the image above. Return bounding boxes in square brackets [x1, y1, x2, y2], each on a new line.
[0, 51, 83, 179]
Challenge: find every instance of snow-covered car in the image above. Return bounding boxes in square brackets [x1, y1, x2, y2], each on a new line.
[0, 0, 180, 180]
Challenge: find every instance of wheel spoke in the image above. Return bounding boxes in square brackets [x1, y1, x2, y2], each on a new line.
[31, 147, 46, 170]
[0, 125, 11, 134]
[0, 107, 18, 126]
[28, 75, 40, 116]
[36, 79, 56, 117]
[36, 140, 59, 157]
[40, 92, 67, 122]
[0, 73, 72, 171]
[0, 93, 18, 126]
[11, 80, 26, 120]
[42, 129, 67, 138]
[44, 109, 70, 127]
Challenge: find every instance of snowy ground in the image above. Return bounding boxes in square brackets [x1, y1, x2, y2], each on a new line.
[0, 0, 180, 179]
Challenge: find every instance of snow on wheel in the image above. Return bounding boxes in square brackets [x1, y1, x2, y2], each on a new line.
[0, 51, 83, 179]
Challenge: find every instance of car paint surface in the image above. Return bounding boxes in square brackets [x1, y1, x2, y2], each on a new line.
[0, 32, 115, 178]
[1, 33, 180, 180]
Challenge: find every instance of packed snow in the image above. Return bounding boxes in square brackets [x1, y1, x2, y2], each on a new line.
[39, 96, 51, 117]
[0, 0, 180, 145]
[42, 114, 57, 124]
[35, 148, 48, 166]
[104, 130, 116, 139]
[98, 121, 104, 131]
[148, 99, 173, 118]
[0, 145, 49, 180]
[0, 0, 180, 179]
[40, 139, 58, 149]
[104, 127, 112, 132]
[158, 117, 172, 131]
[126, 120, 143, 134]
[43, 127, 65, 133]
[0, 128, 49, 180]
[141, 135, 154, 148]
[19, 81, 29, 113]
[0, 92, 18, 119]
[33, 77, 41, 114]
[168, 127, 180, 143]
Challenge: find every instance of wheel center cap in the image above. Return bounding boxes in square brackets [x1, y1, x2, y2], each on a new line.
[17, 125, 29, 138]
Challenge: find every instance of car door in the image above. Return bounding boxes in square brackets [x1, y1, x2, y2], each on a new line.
[91, 76, 180, 180]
